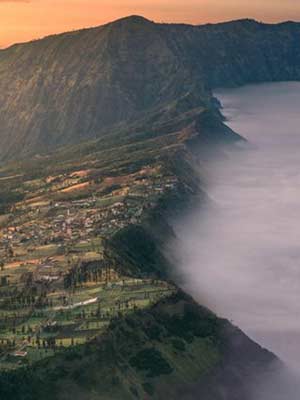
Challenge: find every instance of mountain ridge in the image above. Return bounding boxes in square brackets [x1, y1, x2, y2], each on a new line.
[1, 16, 300, 161]
[2, 15, 297, 51]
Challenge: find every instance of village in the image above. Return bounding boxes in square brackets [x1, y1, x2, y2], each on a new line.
[0, 162, 178, 369]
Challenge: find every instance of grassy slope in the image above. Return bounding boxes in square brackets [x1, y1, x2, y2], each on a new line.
[0, 292, 223, 400]
[0, 288, 275, 400]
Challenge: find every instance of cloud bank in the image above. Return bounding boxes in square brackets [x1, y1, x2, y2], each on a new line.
[170, 82, 300, 373]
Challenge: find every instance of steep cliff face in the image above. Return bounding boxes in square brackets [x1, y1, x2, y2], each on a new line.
[0, 16, 300, 160]
[0, 16, 208, 160]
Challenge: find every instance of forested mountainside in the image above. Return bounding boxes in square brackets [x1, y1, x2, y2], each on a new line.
[0, 16, 300, 160]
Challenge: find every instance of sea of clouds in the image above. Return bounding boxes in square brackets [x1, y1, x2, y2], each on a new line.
[170, 82, 300, 398]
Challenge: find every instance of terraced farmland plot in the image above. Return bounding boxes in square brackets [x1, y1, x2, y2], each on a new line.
[0, 126, 186, 372]
[0, 277, 175, 369]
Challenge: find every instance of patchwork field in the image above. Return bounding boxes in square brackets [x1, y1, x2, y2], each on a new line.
[0, 124, 193, 370]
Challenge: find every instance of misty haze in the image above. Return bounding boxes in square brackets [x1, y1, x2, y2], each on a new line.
[171, 82, 300, 372]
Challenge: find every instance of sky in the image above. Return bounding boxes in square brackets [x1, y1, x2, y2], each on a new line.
[0, 0, 299, 48]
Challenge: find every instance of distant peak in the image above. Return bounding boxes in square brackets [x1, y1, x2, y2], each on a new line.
[221, 18, 260, 26]
[236, 18, 258, 23]
[206, 18, 264, 30]
[109, 15, 153, 26]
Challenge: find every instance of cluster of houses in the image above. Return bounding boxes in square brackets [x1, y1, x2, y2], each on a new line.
[0, 168, 178, 269]
[0, 163, 181, 367]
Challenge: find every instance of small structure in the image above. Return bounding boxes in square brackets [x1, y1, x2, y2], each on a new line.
[13, 351, 27, 357]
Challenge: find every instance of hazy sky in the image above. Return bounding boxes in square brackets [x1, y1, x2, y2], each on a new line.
[0, 0, 299, 48]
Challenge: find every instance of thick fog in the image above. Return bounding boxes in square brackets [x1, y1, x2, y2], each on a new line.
[170, 82, 300, 381]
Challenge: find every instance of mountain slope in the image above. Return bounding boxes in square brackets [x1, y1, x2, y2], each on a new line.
[0, 16, 208, 160]
[0, 16, 300, 160]
[0, 98, 281, 400]
[0, 292, 277, 400]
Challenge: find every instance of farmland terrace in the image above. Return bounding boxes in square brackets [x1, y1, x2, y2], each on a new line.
[0, 139, 184, 369]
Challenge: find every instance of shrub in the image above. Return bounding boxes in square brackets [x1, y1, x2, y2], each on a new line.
[171, 339, 186, 352]
[129, 348, 173, 377]
[143, 382, 155, 396]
